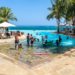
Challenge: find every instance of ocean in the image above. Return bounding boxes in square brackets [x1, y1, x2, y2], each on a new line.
[9, 26, 57, 30]
[9, 25, 71, 31]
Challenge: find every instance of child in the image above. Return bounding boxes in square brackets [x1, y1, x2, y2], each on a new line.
[18, 44, 23, 51]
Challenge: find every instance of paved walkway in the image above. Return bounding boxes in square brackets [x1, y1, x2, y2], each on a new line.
[0, 37, 14, 44]
[0, 49, 75, 75]
[31, 56, 75, 75]
[0, 53, 30, 75]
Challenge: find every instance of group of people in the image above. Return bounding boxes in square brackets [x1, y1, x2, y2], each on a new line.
[27, 33, 49, 47]
[15, 31, 70, 50]
[15, 32, 53, 49]
[15, 31, 49, 50]
[56, 35, 69, 46]
[27, 33, 35, 47]
[15, 32, 37, 50]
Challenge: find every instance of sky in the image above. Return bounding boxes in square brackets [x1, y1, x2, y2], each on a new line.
[0, 0, 57, 26]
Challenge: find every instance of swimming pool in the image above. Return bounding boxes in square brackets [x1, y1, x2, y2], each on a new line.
[22, 30, 75, 46]
[20, 30, 75, 53]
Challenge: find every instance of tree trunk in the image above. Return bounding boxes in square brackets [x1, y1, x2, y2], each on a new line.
[57, 19, 60, 33]
[72, 17, 75, 34]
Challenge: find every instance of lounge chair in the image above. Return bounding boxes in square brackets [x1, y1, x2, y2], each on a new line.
[0, 33, 6, 39]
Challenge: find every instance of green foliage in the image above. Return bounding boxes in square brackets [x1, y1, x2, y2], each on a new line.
[47, 0, 75, 33]
[0, 7, 17, 23]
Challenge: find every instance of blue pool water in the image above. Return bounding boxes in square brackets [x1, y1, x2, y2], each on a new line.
[17, 30, 75, 53]
[19, 30, 75, 47]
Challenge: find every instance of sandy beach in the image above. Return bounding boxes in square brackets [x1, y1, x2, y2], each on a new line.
[0, 37, 14, 44]
[0, 47, 75, 75]
[0, 34, 26, 44]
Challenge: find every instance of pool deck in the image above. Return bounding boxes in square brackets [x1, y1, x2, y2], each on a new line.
[0, 49, 75, 75]
[0, 34, 26, 44]
[0, 53, 29, 75]
[0, 37, 14, 44]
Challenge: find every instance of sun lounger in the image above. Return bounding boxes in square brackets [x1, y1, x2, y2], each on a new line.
[0, 33, 6, 39]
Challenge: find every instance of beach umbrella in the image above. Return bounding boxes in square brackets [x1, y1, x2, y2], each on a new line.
[0, 22, 15, 34]
[60, 23, 66, 26]
[0, 22, 15, 27]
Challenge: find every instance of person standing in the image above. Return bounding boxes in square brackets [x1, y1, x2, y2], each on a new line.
[59, 36, 62, 42]
[56, 40, 59, 47]
[30, 34, 34, 47]
[42, 36, 44, 44]
[15, 33, 19, 49]
[27, 33, 30, 47]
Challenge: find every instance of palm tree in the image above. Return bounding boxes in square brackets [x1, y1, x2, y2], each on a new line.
[47, 0, 64, 33]
[64, 0, 75, 34]
[0, 7, 17, 23]
[47, 0, 75, 34]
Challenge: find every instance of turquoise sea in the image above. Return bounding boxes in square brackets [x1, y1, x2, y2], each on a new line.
[9, 26, 57, 30]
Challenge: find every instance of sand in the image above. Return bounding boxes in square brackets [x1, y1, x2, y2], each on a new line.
[0, 37, 14, 44]
[0, 48, 75, 75]
[0, 34, 26, 44]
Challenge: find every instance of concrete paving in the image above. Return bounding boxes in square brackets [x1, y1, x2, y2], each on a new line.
[0, 50, 75, 75]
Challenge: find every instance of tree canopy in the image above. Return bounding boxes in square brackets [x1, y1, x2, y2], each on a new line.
[47, 0, 75, 33]
[0, 7, 17, 23]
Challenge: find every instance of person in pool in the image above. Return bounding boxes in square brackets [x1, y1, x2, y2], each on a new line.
[56, 40, 59, 46]
[30, 34, 35, 47]
[36, 32, 38, 35]
[42, 36, 44, 44]
[45, 35, 48, 45]
[67, 36, 69, 39]
[18, 44, 23, 51]
[45, 35, 48, 39]
[37, 38, 39, 42]
[15, 33, 19, 49]
[27, 33, 30, 47]
[59, 36, 62, 42]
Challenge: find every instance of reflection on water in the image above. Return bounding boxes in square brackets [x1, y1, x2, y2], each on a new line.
[13, 47, 54, 66]
[0, 43, 73, 67]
